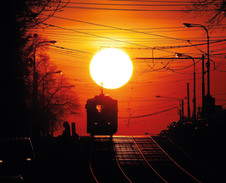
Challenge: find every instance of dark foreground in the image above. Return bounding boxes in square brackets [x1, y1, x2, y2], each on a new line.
[1, 135, 225, 183]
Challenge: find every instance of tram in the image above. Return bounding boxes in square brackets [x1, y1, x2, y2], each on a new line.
[86, 94, 118, 136]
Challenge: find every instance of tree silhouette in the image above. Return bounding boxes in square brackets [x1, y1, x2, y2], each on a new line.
[1, 0, 70, 137]
[22, 34, 79, 137]
[185, 0, 225, 28]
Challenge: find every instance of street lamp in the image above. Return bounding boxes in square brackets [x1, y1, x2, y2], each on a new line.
[32, 40, 57, 138]
[182, 23, 210, 96]
[33, 40, 57, 106]
[40, 70, 63, 99]
[54, 70, 63, 74]
[175, 53, 196, 120]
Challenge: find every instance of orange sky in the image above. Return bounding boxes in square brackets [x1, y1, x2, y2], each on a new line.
[37, 0, 226, 136]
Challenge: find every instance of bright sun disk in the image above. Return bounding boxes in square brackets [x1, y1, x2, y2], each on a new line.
[90, 48, 133, 89]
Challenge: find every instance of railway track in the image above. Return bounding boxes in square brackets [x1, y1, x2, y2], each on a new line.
[89, 136, 202, 183]
[113, 136, 166, 183]
[133, 136, 201, 183]
[89, 136, 130, 183]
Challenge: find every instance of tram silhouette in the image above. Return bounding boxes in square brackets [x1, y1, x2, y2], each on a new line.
[86, 93, 118, 136]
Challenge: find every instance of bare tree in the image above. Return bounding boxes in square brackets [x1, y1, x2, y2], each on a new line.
[2, 0, 71, 137]
[40, 73, 80, 136]
[21, 34, 80, 137]
[17, 0, 70, 30]
[185, 0, 226, 28]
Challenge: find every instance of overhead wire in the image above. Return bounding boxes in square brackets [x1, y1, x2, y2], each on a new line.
[51, 15, 189, 42]
[48, 47, 90, 60]
[38, 25, 226, 32]
[51, 44, 91, 54]
[40, 16, 225, 80]
[45, 31, 224, 77]
[212, 56, 226, 72]
[119, 106, 178, 119]
[104, 39, 226, 51]
[42, 22, 183, 55]
[43, 15, 222, 62]
[91, 0, 194, 3]
[64, 2, 193, 6]
[61, 4, 217, 12]
[38, 22, 225, 47]
[43, 15, 225, 61]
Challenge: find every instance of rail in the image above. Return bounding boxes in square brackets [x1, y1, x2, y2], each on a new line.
[89, 136, 202, 183]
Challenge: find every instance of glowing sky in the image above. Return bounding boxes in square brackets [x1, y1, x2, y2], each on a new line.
[37, 0, 226, 136]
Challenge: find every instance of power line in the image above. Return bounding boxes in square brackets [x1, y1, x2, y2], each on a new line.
[42, 22, 179, 54]
[65, 2, 193, 6]
[103, 39, 226, 50]
[119, 106, 177, 119]
[41, 18, 225, 75]
[62, 5, 217, 11]
[216, 69, 226, 72]
[214, 56, 226, 72]
[42, 23, 152, 47]
[38, 26, 185, 31]
[51, 15, 188, 42]
[51, 44, 91, 54]
[107, 0, 197, 3]
[39, 25, 226, 31]
[45, 28, 224, 75]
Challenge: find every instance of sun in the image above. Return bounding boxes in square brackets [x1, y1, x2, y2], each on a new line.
[90, 48, 133, 89]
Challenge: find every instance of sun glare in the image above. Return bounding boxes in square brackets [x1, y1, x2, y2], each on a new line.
[90, 48, 133, 89]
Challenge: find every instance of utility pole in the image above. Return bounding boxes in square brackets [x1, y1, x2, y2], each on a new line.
[32, 40, 57, 138]
[175, 53, 196, 120]
[193, 59, 196, 120]
[182, 23, 210, 95]
[206, 28, 210, 96]
[135, 56, 201, 121]
[187, 83, 190, 120]
[202, 54, 205, 114]
[182, 99, 184, 120]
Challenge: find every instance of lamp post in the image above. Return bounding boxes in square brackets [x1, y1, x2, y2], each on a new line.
[183, 23, 210, 96]
[33, 40, 57, 107]
[40, 70, 62, 106]
[175, 53, 196, 120]
[32, 40, 57, 138]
